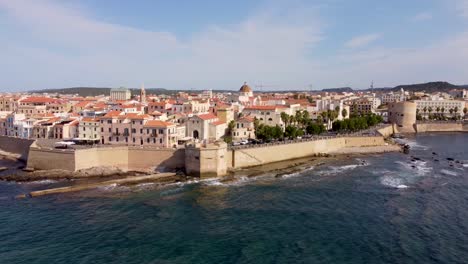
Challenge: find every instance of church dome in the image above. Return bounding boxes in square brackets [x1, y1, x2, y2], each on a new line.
[239, 82, 253, 93]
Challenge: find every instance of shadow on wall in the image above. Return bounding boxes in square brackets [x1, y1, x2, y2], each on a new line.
[155, 149, 185, 172]
[0, 136, 35, 161]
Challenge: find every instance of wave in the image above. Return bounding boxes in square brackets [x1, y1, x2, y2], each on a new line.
[97, 183, 130, 192]
[393, 138, 428, 150]
[317, 163, 367, 176]
[440, 169, 458, 176]
[281, 166, 315, 179]
[380, 175, 409, 189]
[395, 160, 432, 176]
[19, 179, 58, 185]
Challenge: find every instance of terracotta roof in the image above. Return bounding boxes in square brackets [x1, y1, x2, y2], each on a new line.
[103, 110, 122, 118]
[243, 106, 277, 111]
[144, 120, 175, 128]
[196, 113, 218, 120]
[20, 97, 57, 104]
[117, 113, 150, 120]
[210, 121, 226, 126]
[81, 117, 99, 122]
[238, 116, 255, 123]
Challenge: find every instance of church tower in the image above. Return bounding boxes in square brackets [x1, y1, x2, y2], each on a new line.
[140, 83, 146, 104]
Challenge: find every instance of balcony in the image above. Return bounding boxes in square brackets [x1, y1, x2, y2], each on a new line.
[112, 132, 121, 136]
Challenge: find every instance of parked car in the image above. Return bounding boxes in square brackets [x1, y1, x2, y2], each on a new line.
[232, 142, 241, 146]
[240, 139, 249, 145]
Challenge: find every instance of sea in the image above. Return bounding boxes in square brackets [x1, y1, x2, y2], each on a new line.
[0, 133, 467, 264]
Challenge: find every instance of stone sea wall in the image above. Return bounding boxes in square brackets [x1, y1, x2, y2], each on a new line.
[0, 136, 35, 161]
[27, 146, 185, 172]
[229, 136, 385, 169]
[415, 123, 464, 133]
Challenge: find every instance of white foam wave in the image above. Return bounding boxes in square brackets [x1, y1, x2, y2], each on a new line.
[281, 166, 315, 179]
[394, 138, 428, 150]
[317, 163, 366, 176]
[19, 179, 58, 185]
[440, 169, 458, 176]
[97, 183, 130, 192]
[395, 160, 432, 176]
[380, 175, 409, 189]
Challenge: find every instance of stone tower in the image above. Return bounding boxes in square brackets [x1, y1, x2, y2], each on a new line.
[140, 83, 146, 104]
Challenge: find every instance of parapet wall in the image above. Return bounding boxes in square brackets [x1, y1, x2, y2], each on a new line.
[27, 148, 76, 171]
[27, 146, 185, 172]
[0, 136, 35, 161]
[229, 136, 385, 169]
[415, 123, 464, 133]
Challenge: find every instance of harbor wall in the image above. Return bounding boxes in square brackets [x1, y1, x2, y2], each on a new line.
[415, 123, 464, 133]
[230, 136, 385, 169]
[27, 146, 185, 172]
[27, 148, 76, 171]
[0, 136, 35, 161]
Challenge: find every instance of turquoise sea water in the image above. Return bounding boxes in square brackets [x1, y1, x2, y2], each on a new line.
[0, 133, 467, 264]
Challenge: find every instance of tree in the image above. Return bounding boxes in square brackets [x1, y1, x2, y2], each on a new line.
[295, 110, 303, 127]
[341, 108, 348, 119]
[280, 112, 289, 127]
[227, 120, 236, 134]
[285, 125, 298, 139]
[464, 107, 467, 116]
[449, 108, 454, 116]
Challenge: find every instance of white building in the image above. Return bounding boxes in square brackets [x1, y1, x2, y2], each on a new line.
[110, 87, 132, 101]
[414, 100, 465, 116]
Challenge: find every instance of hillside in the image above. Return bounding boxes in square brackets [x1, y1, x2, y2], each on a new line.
[321, 87, 354, 93]
[30, 87, 176, 97]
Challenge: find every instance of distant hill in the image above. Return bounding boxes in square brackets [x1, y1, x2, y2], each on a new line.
[391, 82, 459, 93]
[321, 87, 354, 93]
[29, 87, 178, 97]
[323, 82, 463, 93]
[29, 81, 466, 96]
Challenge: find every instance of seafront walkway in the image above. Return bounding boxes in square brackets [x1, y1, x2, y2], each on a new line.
[229, 124, 389, 151]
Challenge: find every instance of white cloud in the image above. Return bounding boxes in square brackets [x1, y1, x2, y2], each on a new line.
[0, 0, 324, 90]
[412, 12, 433, 21]
[344, 34, 381, 49]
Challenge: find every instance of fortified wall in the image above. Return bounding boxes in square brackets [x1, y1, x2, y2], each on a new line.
[225, 136, 385, 169]
[414, 122, 465, 133]
[27, 145, 185, 172]
[0, 136, 35, 161]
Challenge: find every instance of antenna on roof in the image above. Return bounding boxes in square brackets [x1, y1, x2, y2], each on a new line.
[371, 80, 374, 93]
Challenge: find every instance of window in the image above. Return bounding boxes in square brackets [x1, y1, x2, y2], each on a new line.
[109, 137, 111, 142]
[140, 129, 143, 134]
[160, 138, 163, 144]
[108, 128, 111, 132]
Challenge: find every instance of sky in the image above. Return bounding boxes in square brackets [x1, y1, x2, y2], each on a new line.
[1, 0, 468, 91]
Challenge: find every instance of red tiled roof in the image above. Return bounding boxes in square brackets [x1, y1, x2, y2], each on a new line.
[210, 121, 226, 126]
[144, 120, 175, 128]
[81, 117, 99, 122]
[20, 97, 57, 104]
[103, 110, 122, 118]
[197, 113, 218, 120]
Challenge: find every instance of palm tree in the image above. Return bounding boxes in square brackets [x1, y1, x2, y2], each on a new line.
[436, 107, 440, 115]
[449, 108, 454, 116]
[295, 110, 303, 127]
[464, 107, 467, 117]
[423, 107, 428, 117]
[280, 112, 289, 126]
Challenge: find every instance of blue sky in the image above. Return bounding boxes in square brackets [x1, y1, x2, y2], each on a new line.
[1, 0, 468, 91]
